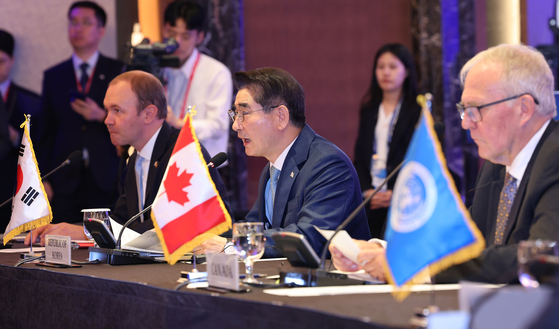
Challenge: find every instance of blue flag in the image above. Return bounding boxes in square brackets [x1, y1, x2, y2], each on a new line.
[385, 102, 484, 300]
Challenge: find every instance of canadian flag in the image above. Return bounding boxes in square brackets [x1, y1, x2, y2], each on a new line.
[4, 116, 52, 245]
[151, 115, 231, 264]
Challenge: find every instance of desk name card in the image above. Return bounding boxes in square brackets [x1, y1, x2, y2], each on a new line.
[45, 235, 71, 265]
[207, 252, 239, 291]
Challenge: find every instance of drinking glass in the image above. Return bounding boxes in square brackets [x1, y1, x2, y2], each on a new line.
[232, 222, 265, 283]
[518, 239, 558, 288]
[82, 208, 111, 241]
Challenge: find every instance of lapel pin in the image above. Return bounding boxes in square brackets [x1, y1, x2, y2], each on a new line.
[290, 172, 294, 178]
[154, 161, 158, 168]
[99, 74, 105, 80]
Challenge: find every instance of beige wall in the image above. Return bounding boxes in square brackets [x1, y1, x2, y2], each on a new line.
[0, 0, 117, 94]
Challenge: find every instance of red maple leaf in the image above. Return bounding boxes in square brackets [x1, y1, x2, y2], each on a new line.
[164, 163, 194, 205]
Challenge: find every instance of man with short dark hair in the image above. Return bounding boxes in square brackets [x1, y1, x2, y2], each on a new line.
[26, 70, 231, 244]
[37, 1, 124, 224]
[0, 29, 43, 231]
[162, 0, 232, 159]
[196, 67, 370, 257]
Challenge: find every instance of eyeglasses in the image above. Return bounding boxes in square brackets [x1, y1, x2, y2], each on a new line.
[228, 105, 281, 123]
[456, 93, 539, 123]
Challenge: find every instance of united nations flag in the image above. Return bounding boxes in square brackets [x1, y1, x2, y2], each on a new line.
[384, 96, 485, 301]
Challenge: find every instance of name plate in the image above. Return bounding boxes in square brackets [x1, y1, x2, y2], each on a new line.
[207, 252, 239, 291]
[45, 235, 71, 266]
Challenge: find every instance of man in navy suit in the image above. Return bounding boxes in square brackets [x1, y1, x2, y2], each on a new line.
[196, 67, 370, 257]
[0, 30, 43, 231]
[37, 1, 123, 224]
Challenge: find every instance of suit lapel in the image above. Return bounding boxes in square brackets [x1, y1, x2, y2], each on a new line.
[144, 123, 172, 206]
[502, 120, 557, 242]
[258, 165, 270, 223]
[271, 125, 314, 227]
[126, 151, 140, 216]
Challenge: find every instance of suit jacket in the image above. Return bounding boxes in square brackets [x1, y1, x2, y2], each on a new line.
[111, 122, 232, 233]
[436, 120, 559, 283]
[353, 97, 422, 192]
[37, 54, 123, 194]
[245, 125, 371, 258]
[0, 83, 42, 230]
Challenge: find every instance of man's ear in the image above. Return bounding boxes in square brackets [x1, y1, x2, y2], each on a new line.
[196, 31, 205, 46]
[276, 105, 290, 131]
[143, 105, 158, 124]
[519, 94, 536, 126]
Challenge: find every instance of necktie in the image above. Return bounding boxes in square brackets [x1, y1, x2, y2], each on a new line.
[79, 63, 89, 91]
[265, 166, 281, 226]
[494, 173, 517, 245]
[135, 154, 146, 222]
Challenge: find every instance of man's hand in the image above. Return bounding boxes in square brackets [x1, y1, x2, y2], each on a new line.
[370, 190, 392, 210]
[166, 106, 184, 129]
[193, 234, 227, 254]
[71, 97, 107, 122]
[330, 239, 387, 281]
[24, 223, 87, 246]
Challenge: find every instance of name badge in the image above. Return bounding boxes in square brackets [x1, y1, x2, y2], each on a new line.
[45, 235, 72, 266]
[207, 252, 239, 291]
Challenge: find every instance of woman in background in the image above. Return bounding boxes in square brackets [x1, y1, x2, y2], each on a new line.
[353, 43, 421, 238]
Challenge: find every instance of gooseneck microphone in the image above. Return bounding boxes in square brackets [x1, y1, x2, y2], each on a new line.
[114, 152, 228, 249]
[318, 161, 404, 272]
[0, 150, 83, 208]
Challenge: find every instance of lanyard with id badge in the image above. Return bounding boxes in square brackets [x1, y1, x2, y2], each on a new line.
[370, 100, 401, 189]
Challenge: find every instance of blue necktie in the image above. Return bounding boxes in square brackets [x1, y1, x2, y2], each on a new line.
[135, 154, 146, 222]
[265, 166, 281, 226]
[79, 63, 89, 91]
[494, 173, 517, 245]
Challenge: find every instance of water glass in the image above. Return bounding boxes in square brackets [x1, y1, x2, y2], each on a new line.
[232, 222, 265, 283]
[82, 208, 111, 240]
[518, 239, 558, 288]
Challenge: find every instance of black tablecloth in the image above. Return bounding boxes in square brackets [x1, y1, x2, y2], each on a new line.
[0, 245, 459, 328]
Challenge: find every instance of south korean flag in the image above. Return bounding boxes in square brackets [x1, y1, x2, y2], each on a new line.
[3, 116, 52, 245]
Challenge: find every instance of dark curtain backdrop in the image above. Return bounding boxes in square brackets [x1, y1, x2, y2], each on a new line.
[411, 0, 479, 206]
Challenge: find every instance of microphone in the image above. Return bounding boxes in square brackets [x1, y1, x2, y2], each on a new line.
[317, 161, 404, 272]
[0, 150, 83, 208]
[207, 152, 227, 168]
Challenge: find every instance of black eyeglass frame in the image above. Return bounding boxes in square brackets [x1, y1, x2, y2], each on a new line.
[456, 93, 540, 122]
[228, 105, 282, 123]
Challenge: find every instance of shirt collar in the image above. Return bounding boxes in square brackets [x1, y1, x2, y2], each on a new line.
[0, 78, 11, 98]
[180, 48, 199, 78]
[72, 51, 100, 74]
[508, 119, 551, 185]
[270, 136, 298, 172]
[137, 125, 162, 162]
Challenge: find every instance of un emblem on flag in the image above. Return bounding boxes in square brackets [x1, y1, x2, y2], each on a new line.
[390, 161, 437, 233]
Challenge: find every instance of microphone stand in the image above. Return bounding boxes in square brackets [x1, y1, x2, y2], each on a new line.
[317, 161, 404, 273]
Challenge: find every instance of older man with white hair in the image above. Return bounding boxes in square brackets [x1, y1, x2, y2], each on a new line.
[330, 44, 559, 284]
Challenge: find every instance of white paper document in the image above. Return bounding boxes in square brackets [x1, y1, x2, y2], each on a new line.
[123, 230, 163, 255]
[315, 226, 361, 263]
[109, 217, 141, 246]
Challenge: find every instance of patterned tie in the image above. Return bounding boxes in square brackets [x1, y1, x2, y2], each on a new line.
[79, 63, 89, 91]
[135, 154, 146, 222]
[494, 173, 517, 245]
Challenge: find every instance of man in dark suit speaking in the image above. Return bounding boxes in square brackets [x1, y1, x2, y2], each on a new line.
[36, 1, 123, 224]
[26, 70, 231, 245]
[331, 44, 559, 284]
[196, 67, 371, 257]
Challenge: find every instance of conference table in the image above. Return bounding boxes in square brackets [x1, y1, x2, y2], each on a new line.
[0, 244, 460, 328]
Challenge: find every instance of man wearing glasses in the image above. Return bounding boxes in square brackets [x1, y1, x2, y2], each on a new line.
[196, 67, 371, 257]
[331, 44, 559, 284]
[36, 1, 123, 224]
